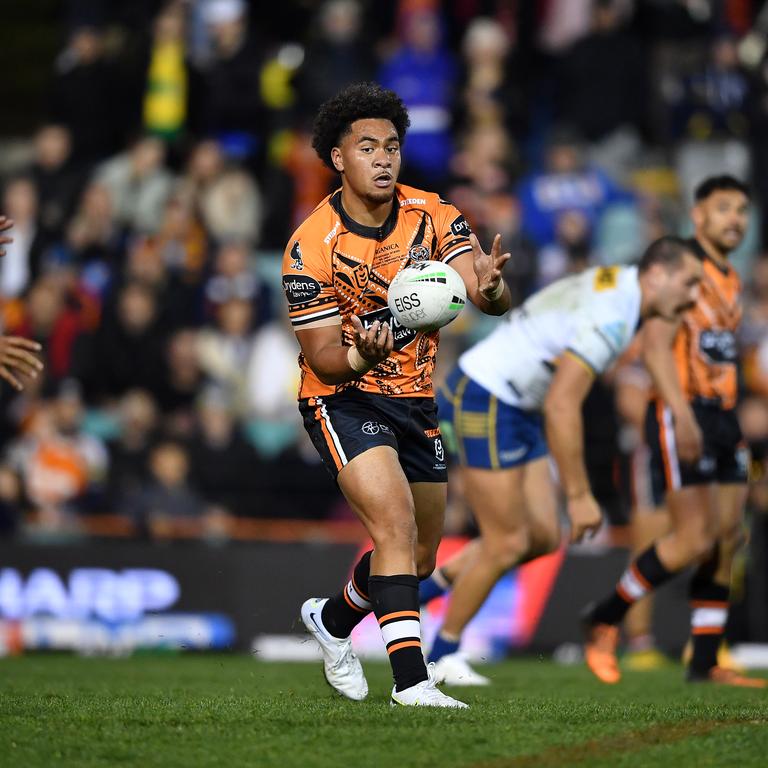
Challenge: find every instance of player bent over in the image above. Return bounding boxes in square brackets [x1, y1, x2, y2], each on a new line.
[584, 176, 767, 687]
[283, 83, 512, 707]
[418, 237, 702, 686]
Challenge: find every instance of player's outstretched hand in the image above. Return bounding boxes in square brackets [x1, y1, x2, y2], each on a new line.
[0, 216, 14, 257]
[470, 233, 511, 300]
[350, 314, 393, 364]
[567, 492, 603, 544]
[0, 335, 44, 391]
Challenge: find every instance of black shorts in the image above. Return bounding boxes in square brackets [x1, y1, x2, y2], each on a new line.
[299, 390, 447, 483]
[646, 399, 749, 501]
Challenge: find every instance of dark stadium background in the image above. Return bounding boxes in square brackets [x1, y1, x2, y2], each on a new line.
[0, 0, 766, 660]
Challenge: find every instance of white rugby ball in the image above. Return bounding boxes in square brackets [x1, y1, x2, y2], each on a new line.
[387, 261, 467, 332]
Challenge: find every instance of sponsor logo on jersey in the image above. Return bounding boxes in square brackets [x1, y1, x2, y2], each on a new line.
[290, 240, 304, 270]
[434, 438, 444, 462]
[400, 198, 427, 206]
[362, 421, 380, 435]
[699, 330, 738, 364]
[424, 427, 441, 438]
[358, 306, 418, 350]
[450, 214, 471, 237]
[408, 244, 430, 263]
[323, 220, 341, 245]
[499, 446, 529, 463]
[282, 275, 321, 303]
[593, 266, 618, 290]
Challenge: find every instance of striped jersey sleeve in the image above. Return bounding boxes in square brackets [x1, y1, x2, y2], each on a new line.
[281, 236, 340, 329]
[434, 200, 473, 264]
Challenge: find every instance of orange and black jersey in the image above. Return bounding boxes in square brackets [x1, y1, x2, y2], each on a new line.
[282, 184, 472, 399]
[671, 241, 742, 410]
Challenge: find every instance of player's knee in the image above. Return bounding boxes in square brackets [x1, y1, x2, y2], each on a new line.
[528, 524, 560, 558]
[416, 550, 437, 579]
[484, 528, 530, 571]
[685, 528, 717, 562]
[369, 512, 417, 552]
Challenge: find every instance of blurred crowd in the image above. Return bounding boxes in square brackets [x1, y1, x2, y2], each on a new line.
[3, 0, 768, 541]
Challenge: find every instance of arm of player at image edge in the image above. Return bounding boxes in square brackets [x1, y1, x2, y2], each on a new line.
[543, 352, 603, 544]
[641, 317, 703, 464]
[294, 315, 394, 385]
[450, 233, 513, 316]
[0, 216, 44, 391]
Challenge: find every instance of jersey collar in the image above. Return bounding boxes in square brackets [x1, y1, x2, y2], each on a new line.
[330, 190, 399, 241]
[691, 237, 731, 276]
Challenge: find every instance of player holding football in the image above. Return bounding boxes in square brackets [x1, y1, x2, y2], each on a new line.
[0, 215, 44, 390]
[418, 237, 703, 686]
[584, 176, 767, 688]
[284, 83, 511, 708]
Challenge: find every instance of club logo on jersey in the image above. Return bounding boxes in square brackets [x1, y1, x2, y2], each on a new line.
[282, 275, 321, 304]
[408, 244, 430, 263]
[290, 241, 304, 271]
[358, 306, 418, 350]
[594, 266, 618, 290]
[450, 214, 471, 237]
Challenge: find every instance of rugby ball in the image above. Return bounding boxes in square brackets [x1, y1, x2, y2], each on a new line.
[387, 261, 467, 332]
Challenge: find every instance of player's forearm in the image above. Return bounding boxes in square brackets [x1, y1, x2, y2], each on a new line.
[545, 401, 590, 498]
[642, 344, 689, 416]
[305, 346, 374, 385]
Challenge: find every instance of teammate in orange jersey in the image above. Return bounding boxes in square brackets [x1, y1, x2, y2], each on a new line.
[584, 175, 766, 687]
[285, 83, 512, 708]
[0, 215, 44, 390]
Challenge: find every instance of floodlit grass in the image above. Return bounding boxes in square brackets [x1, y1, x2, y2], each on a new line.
[1, 655, 767, 767]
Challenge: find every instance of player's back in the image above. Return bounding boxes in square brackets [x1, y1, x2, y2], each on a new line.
[460, 265, 642, 410]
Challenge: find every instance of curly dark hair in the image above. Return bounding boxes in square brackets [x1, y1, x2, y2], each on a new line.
[311, 82, 410, 170]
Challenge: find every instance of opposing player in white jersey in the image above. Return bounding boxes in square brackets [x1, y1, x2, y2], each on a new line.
[419, 236, 703, 685]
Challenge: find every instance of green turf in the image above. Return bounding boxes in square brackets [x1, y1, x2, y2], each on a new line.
[1, 655, 767, 767]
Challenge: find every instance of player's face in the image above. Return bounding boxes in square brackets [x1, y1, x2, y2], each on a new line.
[332, 119, 401, 205]
[692, 190, 749, 255]
[656, 252, 703, 320]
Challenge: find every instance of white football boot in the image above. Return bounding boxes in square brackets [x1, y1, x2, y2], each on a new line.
[390, 663, 469, 708]
[301, 597, 368, 701]
[431, 652, 491, 686]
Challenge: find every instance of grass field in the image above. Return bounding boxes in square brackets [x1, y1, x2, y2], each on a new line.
[1, 655, 767, 768]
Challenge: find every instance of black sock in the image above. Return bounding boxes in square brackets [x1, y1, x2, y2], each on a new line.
[320, 550, 372, 639]
[591, 544, 676, 626]
[688, 560, 729, 677]
[369, 574, 428, 692]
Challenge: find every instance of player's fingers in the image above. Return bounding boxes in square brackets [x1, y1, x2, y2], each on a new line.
[383, 324, 394, 354]
[496, 251, 512, 267]
[0, 365, 23, 391]
[4, 346, 44, 371]
[4, 337, 42, 352]
[374, 322, 389, 352]
[469, 232, 482, 255]
[491, 233, 502, 257]
[0, 217, 13, 231]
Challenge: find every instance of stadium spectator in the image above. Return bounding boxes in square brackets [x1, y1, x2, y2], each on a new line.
[62, 181, 121, 269]
[95, 136, 175, 234]
[123, 439, 211, 538]
[517, 126, 635, 249]
[296, 0, 377, 119]
[0, 178, 43, 298]
[27, 124, 85, 246]
[106, 389, 159, 512]
[188, 386, 258, 517]
[191, 0, 266, 162]
[49, 23, 125, 163]
[73, 280, 167, 403]
[378, 7, 458, 186]
[156, 328, 205, 434]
